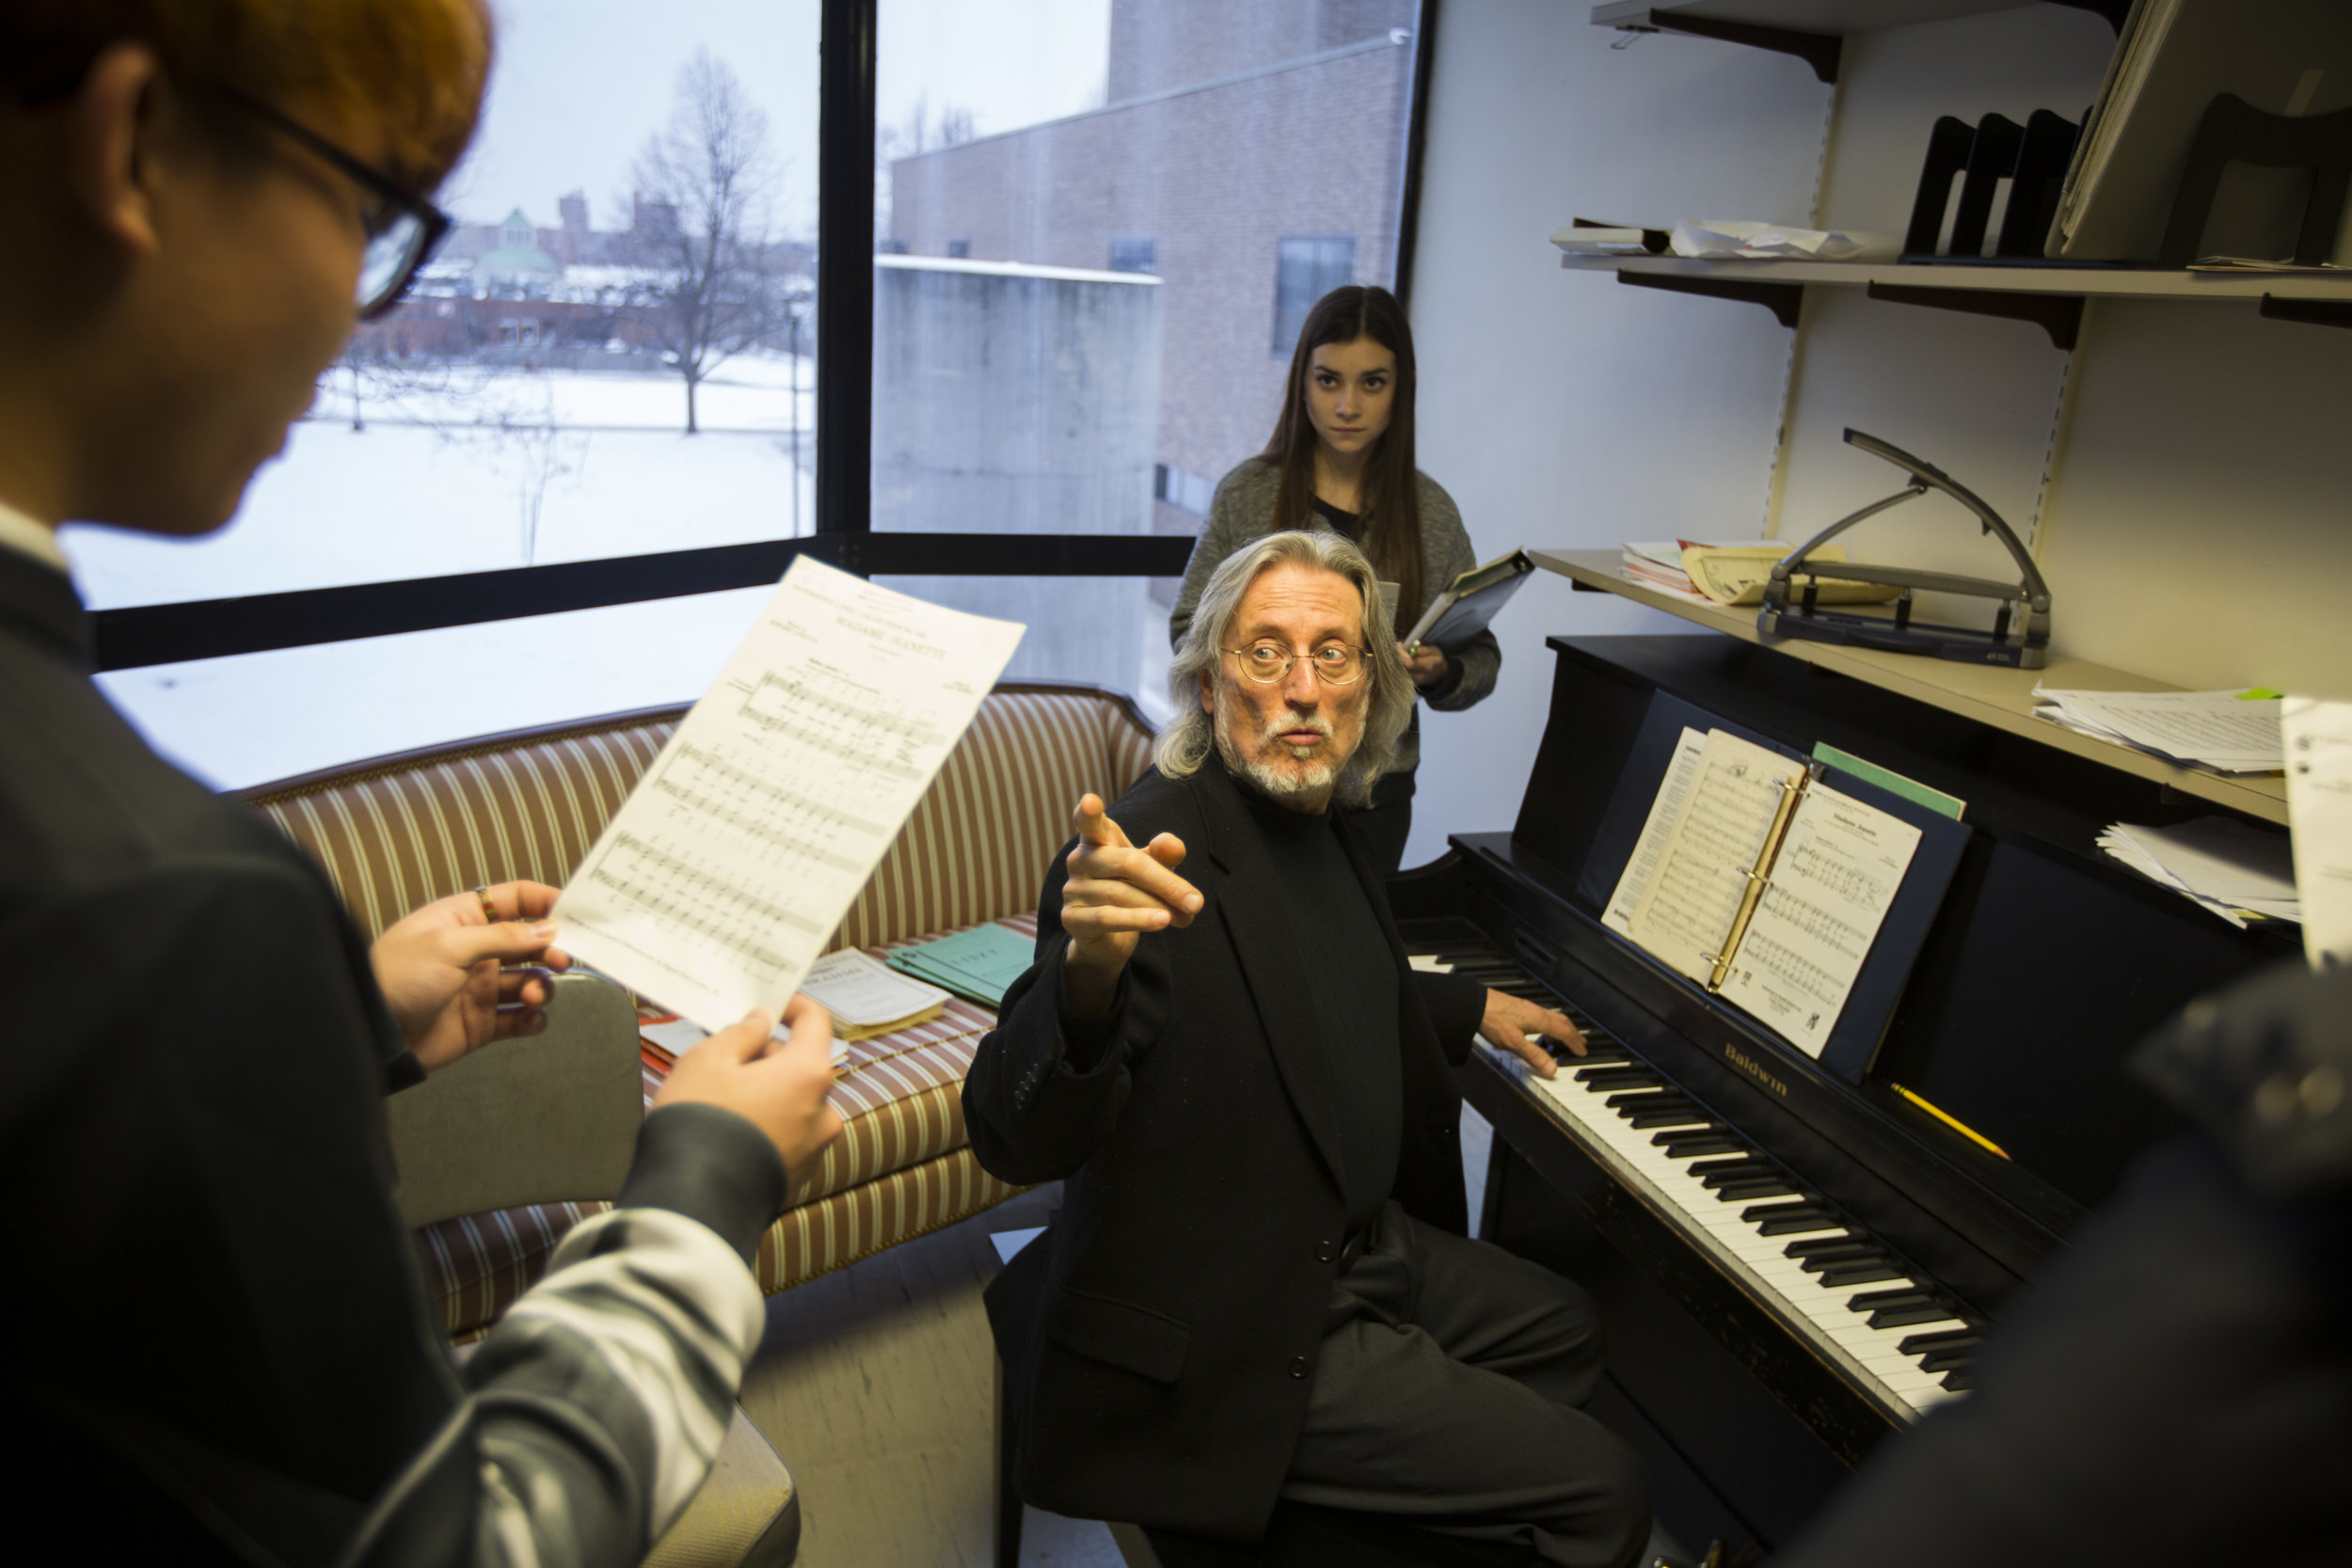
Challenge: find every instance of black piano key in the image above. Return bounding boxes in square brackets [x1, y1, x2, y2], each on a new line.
[1867, 1301, 1958, 1330]
[1918, 1347, 1975, 1373]
[1818, 1261, 1909, 1289]
[1898, 1328, 1982, 1356]
[1575, 1067, 1657, 1088]
[1846, 1287, 1934, 1313]
[1713, 1177, 1801, 1202]
[1692, 1158, 1772, 1182]
[1743, 1202, 1836, 1236]
[1786, 1236, 1872, 1262]
[1940, 1369, 1974, 1392]
[1657, 1132, 1741, 1158]
[1629, 1106, 1711, 1130]
[1796, 1243, 1881, 1273]
[1603, 1089, 1676, 1110]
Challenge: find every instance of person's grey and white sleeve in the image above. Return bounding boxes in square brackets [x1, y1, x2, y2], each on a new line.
[341, 1104, 786, 1568]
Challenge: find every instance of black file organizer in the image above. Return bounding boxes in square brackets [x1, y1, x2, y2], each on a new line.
[1572, 689, 1971, 1086]
[2157, 92, 2352, 270]
[1903, 108, 2083, 262]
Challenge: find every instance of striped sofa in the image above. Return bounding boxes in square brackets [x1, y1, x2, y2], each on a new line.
[244, 682, 1157, 1339]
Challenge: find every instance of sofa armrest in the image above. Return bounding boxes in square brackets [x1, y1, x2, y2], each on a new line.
[386, 973, 644, 1229]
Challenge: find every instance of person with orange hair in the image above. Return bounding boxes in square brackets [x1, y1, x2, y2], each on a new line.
[0, 7, 840, 1563]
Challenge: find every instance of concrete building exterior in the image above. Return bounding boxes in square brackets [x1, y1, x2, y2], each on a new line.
[885, 0, 1420, 557]
[871, 253, 1166, 703]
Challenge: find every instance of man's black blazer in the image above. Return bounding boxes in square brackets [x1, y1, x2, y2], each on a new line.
[963, 760, 1487, 1542]
[0, 549, 454, 1562]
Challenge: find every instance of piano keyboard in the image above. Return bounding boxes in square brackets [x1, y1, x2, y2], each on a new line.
[1419, 942, 1978, 1422]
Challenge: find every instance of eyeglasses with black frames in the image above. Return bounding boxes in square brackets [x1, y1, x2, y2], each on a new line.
[214, 87, 453, 320]
[1222, 642, 1366, 686]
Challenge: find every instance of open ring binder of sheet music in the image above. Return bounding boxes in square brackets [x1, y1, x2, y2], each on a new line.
[1579, 690, 1971, 1080]
[553, 558, 1025, 1033]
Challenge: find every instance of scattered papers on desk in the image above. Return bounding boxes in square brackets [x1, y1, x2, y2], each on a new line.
[2097, 818, 2298, 928]
[1619, 541, 1899, 608]
[2284, 698, 2352, 970]
[553, 557, 1025, 1033]
[1669, 220, 1899, 263]
[2031, 686, 2283, 774]
[798, 948, 950, 1041]
[884, 923, 1035, 1008]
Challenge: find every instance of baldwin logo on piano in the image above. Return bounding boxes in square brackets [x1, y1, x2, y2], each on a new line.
[1724, 1042, 1788, 1097]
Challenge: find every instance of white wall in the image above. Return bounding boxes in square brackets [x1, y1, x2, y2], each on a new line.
[1404, 1, 1832, 864]
[1405, 1, 2352, 868]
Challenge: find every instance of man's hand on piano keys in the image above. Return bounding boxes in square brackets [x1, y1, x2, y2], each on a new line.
[1476, 990, 1584, 1078]
[1059, 793, 1202, 1017]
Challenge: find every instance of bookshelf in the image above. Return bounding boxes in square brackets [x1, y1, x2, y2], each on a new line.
[1530, 547, 2291, 826]
[1556, 253, 2352, 304]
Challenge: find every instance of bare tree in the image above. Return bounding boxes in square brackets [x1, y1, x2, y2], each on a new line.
[623, 51, 790, 435]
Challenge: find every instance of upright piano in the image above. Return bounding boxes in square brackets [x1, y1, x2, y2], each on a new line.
[1391, 630, 2296, 1556]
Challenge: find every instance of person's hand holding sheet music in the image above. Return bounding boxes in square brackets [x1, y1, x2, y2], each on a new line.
[370, 879, 573, 1072]
[1060, 792, 1203, 1017]
[655, 993, 845, 1183]
[1478, 990, 1585, 1078]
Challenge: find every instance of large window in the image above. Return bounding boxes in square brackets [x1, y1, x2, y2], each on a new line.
[877, 0, 1422, 714]
[77, 0, 1430, 788]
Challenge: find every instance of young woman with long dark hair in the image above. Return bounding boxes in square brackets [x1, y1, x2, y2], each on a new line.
[1169, 284, 1499, 872]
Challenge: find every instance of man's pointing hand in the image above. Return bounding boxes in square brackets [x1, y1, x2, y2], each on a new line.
[1060, 793, 1202, 1017]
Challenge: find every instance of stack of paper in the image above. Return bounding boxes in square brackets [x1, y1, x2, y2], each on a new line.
[1621, 542, 1708, 600]
[2284, 697, 2352, 970]
[2097, 818, 2300, 928]
[2032, 686, 2283, 774]
[1550, 219, 1669, 258]
[798, 948, 951, 1041]
[885, 924, 1036, 1008]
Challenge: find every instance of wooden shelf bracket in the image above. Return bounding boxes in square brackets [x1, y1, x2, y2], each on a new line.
[1619, 268, 1805, 328]
[1865, 281, 2084, 350]
[1641, 9, 1842, 84]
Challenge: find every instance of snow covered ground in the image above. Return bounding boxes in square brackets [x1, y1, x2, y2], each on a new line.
[64, 352, 816, 607]
[70, 350, 1174, 787]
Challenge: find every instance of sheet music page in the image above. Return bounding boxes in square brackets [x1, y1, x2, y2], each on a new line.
[1625, 731, 1805, 985]
[2285, 696, 2352, 971]
[555, 558, 1025, 1031]
[1604, 727, 1708, 935]
[1718, 784, 1921, 1059]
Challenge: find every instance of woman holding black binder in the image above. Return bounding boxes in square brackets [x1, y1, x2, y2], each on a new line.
[1169, 284, 1498, 873]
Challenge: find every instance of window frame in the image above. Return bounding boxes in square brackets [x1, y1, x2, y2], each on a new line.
[90, 0, 1442, 674]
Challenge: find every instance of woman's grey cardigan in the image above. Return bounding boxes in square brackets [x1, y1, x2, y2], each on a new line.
[1168, 459, 1501, 783]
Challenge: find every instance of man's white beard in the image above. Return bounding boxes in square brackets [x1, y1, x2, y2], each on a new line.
[1214, 695, 1342, 805]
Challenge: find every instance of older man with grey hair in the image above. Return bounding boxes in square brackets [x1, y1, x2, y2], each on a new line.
[965, 531, 1652, 1566]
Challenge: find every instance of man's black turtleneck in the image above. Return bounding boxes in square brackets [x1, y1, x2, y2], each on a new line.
[1239, 776, 1400, 1234]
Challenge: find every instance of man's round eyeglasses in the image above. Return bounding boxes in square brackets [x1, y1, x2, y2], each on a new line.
[215, 87, 453, 320]
[1223, 642, 1366, 686]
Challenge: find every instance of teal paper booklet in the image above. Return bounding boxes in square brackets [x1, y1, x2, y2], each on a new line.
[885, 923, 1036, 1007]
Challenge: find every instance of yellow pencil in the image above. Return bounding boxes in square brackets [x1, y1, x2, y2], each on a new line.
[1889, 1084, 2010, 1160]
